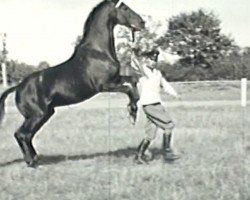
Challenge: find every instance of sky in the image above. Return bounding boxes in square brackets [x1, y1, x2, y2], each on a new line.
[0, 0, 249, 66]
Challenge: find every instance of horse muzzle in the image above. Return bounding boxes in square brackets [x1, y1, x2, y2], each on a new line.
[130, 20, 145, 32]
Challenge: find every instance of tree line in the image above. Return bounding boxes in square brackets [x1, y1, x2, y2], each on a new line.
[0, 59, 49, 84]
[1, 9, 249, 84]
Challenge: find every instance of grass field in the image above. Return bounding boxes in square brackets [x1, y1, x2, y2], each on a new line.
[0, 83, 249, 200]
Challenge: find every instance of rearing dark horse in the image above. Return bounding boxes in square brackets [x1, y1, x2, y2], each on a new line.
[0, 0, 145, 167]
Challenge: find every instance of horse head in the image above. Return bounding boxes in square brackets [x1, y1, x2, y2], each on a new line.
[110, 0, 145, 32]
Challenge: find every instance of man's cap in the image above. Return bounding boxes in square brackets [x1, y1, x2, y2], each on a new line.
[140, 49, 160, 62]
[133, 49, 160, 62]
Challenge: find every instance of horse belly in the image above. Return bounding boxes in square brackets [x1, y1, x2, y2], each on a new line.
[51, 82, 97, 107]
[53, 93, 97, 107]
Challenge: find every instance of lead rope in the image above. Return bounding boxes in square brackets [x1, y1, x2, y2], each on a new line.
[130, 30, 136, 71]
[108, 92, 111, 199]
[127, 30, 137, 124]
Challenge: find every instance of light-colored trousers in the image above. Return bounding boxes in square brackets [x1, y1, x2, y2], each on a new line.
[142, 103, 174, 141]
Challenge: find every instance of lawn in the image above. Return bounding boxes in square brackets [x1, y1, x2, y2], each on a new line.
[0, 97, 249, 200]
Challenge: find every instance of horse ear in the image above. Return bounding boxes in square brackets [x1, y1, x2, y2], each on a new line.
[110, 0, 119, 4]
[109, 0, 123, 8]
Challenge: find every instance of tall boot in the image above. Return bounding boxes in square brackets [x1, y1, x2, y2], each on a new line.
[135, 139, 151, 164]
[163, 133, 180, 162]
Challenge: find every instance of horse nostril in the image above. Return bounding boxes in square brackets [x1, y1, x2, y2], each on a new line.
[141, 21, 145, 28]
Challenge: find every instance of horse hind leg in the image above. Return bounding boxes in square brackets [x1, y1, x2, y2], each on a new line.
[14, 108, 54, 167]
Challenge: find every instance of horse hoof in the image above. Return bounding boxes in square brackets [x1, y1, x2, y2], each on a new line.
[128, 116, 136, 125]
[26, 156, 39, 168]
[27, 160, 38, 168]
[134, 156, 149, 165]
[127, 105, 137, 125]
[127, 111, 136, 125]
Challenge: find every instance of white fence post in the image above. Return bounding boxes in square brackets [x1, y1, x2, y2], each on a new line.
[241, 78, 247, 107]
[1, 33, 8, 87]
[1, 62, 8, 88]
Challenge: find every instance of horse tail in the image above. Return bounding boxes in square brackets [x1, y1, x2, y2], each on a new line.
[0, 85, 18, 124]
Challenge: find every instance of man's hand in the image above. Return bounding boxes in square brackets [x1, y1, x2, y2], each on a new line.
[122, 81, 133, 89]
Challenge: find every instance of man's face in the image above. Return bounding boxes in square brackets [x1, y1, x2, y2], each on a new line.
[142, 56, 157, 69]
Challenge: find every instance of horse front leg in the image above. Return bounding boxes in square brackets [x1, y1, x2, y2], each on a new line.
[101, 81, 139, 125]
[125, 83, 139, 125]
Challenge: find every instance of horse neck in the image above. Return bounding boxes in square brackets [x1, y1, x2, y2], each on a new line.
[81, 13, 117, 61]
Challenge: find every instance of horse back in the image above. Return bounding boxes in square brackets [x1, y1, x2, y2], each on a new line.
[16, 61, 97, 109]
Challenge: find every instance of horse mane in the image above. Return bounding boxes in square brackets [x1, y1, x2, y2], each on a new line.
[76, 0, 111, 47]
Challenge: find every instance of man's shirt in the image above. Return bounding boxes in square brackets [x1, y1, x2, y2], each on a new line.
[138, 65, 178, 105]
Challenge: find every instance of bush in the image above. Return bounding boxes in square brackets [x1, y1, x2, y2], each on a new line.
[0, 60, 48, 84]
[160, 51, 250, 81]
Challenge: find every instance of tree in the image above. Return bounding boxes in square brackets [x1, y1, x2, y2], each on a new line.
[158, 9, 237, 68]
[2, 60, 39, 84]
[38, 61, 50, 69]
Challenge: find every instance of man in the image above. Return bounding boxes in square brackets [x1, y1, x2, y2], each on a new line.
[134, 49, 181, 164]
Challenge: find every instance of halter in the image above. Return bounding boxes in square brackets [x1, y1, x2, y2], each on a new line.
[115, 0, 123, 8]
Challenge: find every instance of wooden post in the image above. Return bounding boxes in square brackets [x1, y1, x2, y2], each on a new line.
[241, 78, 247, 107]
[1, 33, 8, 87]
[1, 62, 7, 87]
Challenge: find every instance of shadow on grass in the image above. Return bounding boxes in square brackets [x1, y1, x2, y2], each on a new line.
[0, 147, 163, 167]
[0, 158, 24, 167]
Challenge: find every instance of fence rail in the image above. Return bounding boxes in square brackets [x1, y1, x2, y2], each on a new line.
[0, 79, 248, 111]
[174, 80, 245, 84]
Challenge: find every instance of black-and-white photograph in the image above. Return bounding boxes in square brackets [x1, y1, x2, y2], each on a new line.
[0, 0, 249, 199]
